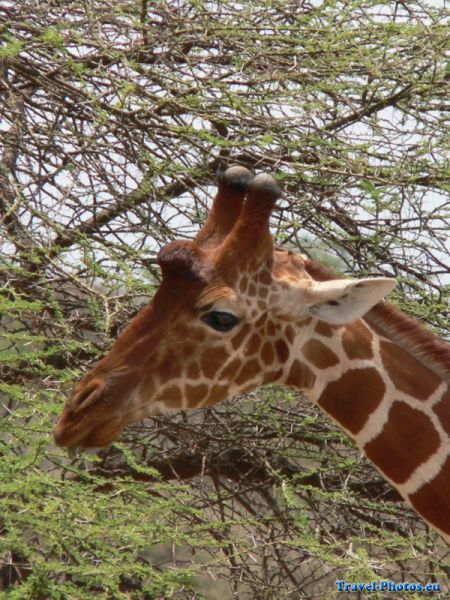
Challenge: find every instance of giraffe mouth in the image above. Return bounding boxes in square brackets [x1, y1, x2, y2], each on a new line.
[53, 406, 123, 448]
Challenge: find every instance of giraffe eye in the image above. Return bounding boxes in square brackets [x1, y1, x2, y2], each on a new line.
[201, 311, 240, 332]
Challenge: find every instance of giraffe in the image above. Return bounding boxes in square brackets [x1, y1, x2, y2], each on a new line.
[54, 166, 450, 543]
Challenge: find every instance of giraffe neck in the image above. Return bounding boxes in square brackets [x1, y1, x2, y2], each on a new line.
[282, 317, 450, 543]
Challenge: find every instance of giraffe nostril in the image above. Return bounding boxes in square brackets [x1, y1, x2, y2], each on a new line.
[70, 378, 106, 414]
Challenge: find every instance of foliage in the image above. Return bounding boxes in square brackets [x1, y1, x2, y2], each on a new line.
[1, 0, 449, 597]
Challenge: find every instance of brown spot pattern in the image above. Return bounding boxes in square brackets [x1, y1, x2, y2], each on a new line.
[231, 324, 251, 350]
[365, 401, 440, 484]
[187, 362, 200, 379]
[220, 357, 242, 379]
[181, 344, 195, 356]
[261, 342, 274, 365]
[275, 339, 289, 363]
[255, 313, 267, 328]
[156, 385, 182, 408]
[185, 384, 208, 407]
[270, 294, 280, 306]
[266, 320, 278, 336]
[285, 360, 316, 389]
[246, 333, 261, 356]
[265, 368, 284, 383]
[259, 270, 272, 285]
[204, 384, 228, 406]
[239, 276, 248, 293]
[302, 339, 339, 369]
[314, 321, 335, 337]
[201, 346, 229, 378]
[342, 320, 373, 360]
[239, 383, 258, 394]
[432, 389, 450, 436]
[285, 325, 295, 344]
[380, 340, 441, 400]
[297, 317, 312, 328]
[175, 324, 205, 342]
[236, 359, 260, 385]
[409, 455, 450, 534]
[318, 368, 385, 434]
[159, 359, 182, 381]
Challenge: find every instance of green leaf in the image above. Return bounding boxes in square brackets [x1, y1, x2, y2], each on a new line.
[41, 28, 65, 48]
[0, 37, 24, 57]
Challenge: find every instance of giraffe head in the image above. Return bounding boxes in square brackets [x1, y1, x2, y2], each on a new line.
[54, 167, 395, 447]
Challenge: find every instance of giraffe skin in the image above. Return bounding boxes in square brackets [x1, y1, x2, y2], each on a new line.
[54, 166, 450, 543]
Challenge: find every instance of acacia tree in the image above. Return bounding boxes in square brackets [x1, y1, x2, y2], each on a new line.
[1, 1, 449, 598]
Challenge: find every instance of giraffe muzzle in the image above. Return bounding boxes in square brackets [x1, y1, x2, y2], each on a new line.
[53, 376, 123, 448]
[69, 377, 107, 414]
[53, 406, 123, 448]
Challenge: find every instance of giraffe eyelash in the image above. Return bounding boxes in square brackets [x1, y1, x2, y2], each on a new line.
[196, 303, 213, 313]
[200, 310, 240, 332]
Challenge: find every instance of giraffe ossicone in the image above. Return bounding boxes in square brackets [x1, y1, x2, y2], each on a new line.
[54, 166, 450, 544]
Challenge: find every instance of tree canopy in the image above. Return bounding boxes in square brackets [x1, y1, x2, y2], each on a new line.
[1, 1, 449, 598]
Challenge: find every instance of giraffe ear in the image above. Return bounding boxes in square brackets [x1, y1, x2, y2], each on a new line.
[157, 240, 205, 281]
[308, 277, 396, 324]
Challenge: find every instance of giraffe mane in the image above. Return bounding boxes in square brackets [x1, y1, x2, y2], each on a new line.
[304, 258, 450, 384]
